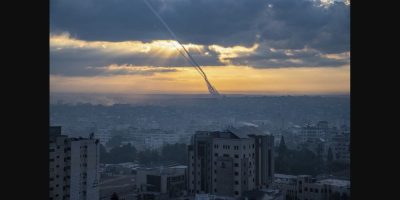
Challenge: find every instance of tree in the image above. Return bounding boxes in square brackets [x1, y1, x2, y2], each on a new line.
[327, 147, 334, 162]
[138, 149, 160, 165]
[110, 192, 119, 200]
[100, 144, 110, 163]
[107, 143, 137, 164]
[106, 135, 124, 148]
[331, 192, 341, 200]
[161, 143, 188, 164]
[278, 136, 288, 157]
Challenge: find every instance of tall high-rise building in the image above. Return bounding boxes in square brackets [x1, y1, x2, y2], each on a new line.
[188, 130, 274, 198]
[49, 126, 100, 200]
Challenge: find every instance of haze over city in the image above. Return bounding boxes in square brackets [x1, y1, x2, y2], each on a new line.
[50, 1, 350, 200]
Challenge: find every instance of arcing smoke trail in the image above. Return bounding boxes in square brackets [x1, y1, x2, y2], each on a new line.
[142, 0, 220, 96]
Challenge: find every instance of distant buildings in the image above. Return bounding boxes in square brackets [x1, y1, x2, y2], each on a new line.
[291, 121, 350, 163]
[117, 129, 183, 151]
[329, 132, 350, 162]
[273, 174, 350, 200]
[135, 166, 187, 199]
[188, 129, 274, 198]
[300, 121, 331, 143]
[49, 126, 100, 200]
[94, 128, 112, 145]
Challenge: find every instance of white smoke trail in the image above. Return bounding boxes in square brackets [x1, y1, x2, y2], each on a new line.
[142, 0, 220, 96]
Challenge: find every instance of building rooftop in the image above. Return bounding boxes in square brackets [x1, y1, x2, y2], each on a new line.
[195, 126, 270, 140]
[274, 174, 297, 179]
[317, 179, 350, 187]
[228, 126, 270, 138]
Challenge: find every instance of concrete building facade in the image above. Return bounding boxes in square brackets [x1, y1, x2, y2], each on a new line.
[188, 130, 274, 198]
[135, 166, 187, 199]
[49, 126, 100, 200]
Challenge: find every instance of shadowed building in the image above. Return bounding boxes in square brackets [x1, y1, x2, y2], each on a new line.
[49, 126, 100, 200]
[188, 129, 274, 198]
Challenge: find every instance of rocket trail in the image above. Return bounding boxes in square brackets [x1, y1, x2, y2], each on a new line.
[142, 0, 220, 96]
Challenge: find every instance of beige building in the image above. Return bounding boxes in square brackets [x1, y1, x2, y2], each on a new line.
[49, 126, 100, 200]
[188, 130, 274, 198]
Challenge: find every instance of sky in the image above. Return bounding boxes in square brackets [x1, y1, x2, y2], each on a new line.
[50, 0, 350, 95]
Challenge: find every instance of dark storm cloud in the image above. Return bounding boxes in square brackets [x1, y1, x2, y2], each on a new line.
[50, 0, 349, 76]
[50, 0, 349, 53]
[228, 43, 349, 68]
[257, 0, 350, 53]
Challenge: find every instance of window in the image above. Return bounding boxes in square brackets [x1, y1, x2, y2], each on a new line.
[234, 172, 239, 176]
[234, 154, 239, 158]
[243, 145, 246, 150]
[214, 170, 217, 174]
[235, 181, 239, 185]
[234, 163, 239, 167]
[214, 189, 217, 192]
[315, 189, 319, 193]
[214, 179, 217, 182]
[214, 153, 218, 157]
[305, 187, 308, 191]
[310, 188, 313, 192]
[235, 191, 239, 195]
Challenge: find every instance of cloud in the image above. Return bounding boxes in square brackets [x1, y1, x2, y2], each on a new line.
[50, 33, 349, 76]
[226, 43, 350, 68]
[51, 0, 349, 53]
[89, 64, 178, 76]
[50, 33, 222, 76]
